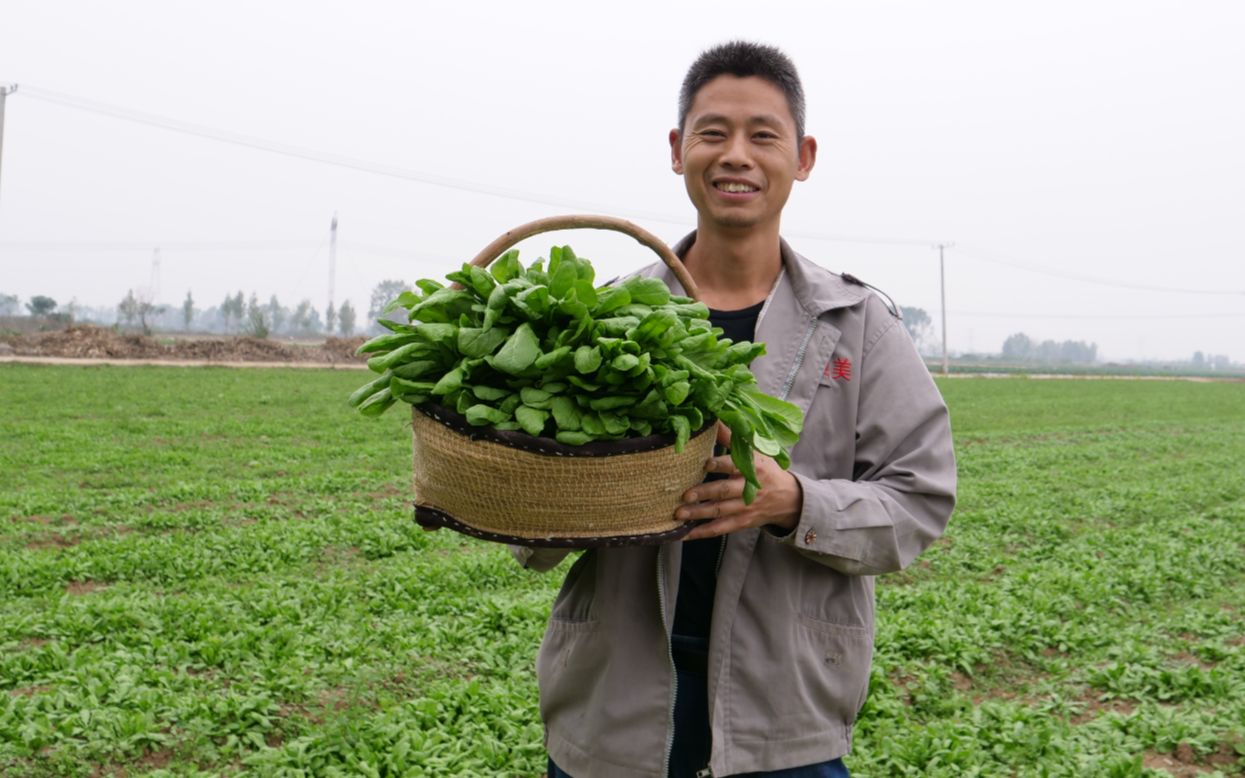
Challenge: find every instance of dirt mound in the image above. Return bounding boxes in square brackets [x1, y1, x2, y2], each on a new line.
[1, 325, 369, 364]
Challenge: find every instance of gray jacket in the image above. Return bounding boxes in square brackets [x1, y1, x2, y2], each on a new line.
[513, 236, 957, 777]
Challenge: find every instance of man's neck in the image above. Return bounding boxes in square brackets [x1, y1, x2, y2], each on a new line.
[682, 221, 783, 311]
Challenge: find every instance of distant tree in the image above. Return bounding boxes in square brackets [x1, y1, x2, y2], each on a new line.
[1001, 332, 1033, 360]
[899, 306, 933, 354]
[368, 280, 408, 330]
[118, 290, 139, 328]
[0, 293, 18, 316]
[1192, 351, 1206, 368]
[290, 299, 322, 335]
[26, 296, 57, 316]
[265, 295, 286, 334]
[244, 293, 271, 338]
[182, 291, 195, 330]
[338, 300, 357, 336]
[1001, 332, 1097, 365]
[1211, 354, 1230, 371]
[119, 289, 163, 335]
[220, 291, 245, 333]
[231, 291, 246, 331]
[325, 302, 337, 334]
[1058, 340, 1097, 364]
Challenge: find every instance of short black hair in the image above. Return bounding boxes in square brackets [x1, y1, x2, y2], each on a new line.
[678, 41, 806, 140]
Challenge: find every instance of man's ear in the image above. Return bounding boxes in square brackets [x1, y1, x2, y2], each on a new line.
[795, 134, 817, 182]
[669, 128, 684, 174]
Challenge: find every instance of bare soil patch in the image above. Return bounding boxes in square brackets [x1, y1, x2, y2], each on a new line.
[1, 324, 368, 365]
[64, 580, 109, 596]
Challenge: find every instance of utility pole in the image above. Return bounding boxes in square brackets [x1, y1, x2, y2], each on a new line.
[150, 247, 162, 301]
[936, 242, 954, 375]
[328, 212, 338, 328]
[0, 84, 18, 207]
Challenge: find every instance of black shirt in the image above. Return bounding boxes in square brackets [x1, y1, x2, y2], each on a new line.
[671, 300, 765, 643]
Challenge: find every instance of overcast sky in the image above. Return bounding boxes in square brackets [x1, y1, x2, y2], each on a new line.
[1, 0, 1242, 362]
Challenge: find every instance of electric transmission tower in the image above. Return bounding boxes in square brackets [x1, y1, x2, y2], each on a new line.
[0, 84, 18, 207]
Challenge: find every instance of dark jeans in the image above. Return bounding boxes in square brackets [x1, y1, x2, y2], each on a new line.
[547, 642, 850, 778]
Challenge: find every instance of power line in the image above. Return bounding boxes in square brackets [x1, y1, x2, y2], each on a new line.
[0, 239, 317, 251]
[951, 310, 1245, 320]
[957, 245, 1245, 296]
[16, 85, 946, 246]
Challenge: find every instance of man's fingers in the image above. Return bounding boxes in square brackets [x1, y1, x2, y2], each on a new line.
[682, 477, 742, 505]
[715, 421, 732, 446]
[676, 496, 747, 523]
[682, 507, 749, 540]
[703, 454, 739, 475]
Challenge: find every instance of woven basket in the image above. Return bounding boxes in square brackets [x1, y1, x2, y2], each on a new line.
[412, 215, 714, 548]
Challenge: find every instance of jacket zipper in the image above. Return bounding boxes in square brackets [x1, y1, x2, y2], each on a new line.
[657, 545, 678, 778]
[779, 318, 818, 401]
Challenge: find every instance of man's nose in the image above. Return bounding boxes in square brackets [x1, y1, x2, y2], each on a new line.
[720, 132, 753, 168]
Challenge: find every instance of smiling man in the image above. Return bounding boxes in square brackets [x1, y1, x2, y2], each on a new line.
[517, 41, 957, 778]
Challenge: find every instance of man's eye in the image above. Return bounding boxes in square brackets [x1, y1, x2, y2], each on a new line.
[701, 130, 726, 138]
[754, 132, 778, 141]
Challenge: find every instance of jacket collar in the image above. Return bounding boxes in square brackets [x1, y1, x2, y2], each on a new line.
[667, 232, 869, 316]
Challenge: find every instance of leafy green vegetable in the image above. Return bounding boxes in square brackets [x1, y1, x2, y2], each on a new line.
[351, 245, 805, 502]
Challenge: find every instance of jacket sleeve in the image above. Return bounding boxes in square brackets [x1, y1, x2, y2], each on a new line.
[778, 314, 957, 575]
[509, 545, 572, 573]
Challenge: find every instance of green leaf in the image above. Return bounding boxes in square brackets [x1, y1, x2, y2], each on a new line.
[458, 326, 510, 358]
[382, 290, 418, 314]
[431, 366, 465, 396]
[671, 414, 690, 453]
[574, 345, 602, 374]
[588, 395, 634, 411]
[534, 345, 572, 370]
[593, 286, 631, 315]
[663, 380, 691, 406]
[392, 360, 440, 379]
[358, 387, 395, 417]
[464, 404, 511, 427]
[555, 430, 592, 445]
[549, 253, 579, 299]
[512, 285, 551, 320]
[581, 413, 606, 437]
[481, 283, 507, 331]
[519, 387, 554, 409]
[550, 396, 582, 431]
[488, 323, 541, 374]
[408, 288, 473, 323]
[415, 279, 444, 295]
[471, 385, 510, 402]
[611, 353, 640, 372]
[356, 332, 417, 355]
[348, 371, 392, 407]
[515, 405, 549, 437]
[490, 249, 523, 282]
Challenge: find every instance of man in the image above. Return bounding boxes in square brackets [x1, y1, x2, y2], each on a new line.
[514, 41, 956, 778]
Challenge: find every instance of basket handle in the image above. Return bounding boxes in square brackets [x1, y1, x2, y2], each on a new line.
[467, 214, 701, 301]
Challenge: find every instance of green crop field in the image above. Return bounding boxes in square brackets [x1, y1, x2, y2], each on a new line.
[1, 365, 1242, 777]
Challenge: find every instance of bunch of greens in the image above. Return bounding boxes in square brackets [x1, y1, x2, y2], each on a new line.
[349, 246, 803, 502]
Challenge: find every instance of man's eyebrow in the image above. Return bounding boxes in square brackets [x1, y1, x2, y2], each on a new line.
[690, 113, 788, 129]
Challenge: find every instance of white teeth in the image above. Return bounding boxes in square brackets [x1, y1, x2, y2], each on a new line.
[717, 182, 757, 193]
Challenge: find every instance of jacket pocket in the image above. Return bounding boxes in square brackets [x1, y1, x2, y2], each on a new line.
[794, 614, 875, 723]
[549, 550, 597, 624]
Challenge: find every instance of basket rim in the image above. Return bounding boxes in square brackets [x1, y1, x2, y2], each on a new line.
[416, 403, 717, 458]
[414, 505, 696, 548]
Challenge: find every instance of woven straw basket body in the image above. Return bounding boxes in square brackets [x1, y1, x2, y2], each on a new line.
[411, 215, 714, 548]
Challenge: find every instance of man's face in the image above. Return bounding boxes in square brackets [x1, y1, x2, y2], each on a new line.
[670, 75, 816, 234]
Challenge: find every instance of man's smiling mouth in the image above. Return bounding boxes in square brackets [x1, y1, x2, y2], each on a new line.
[714, 181, 759, 193]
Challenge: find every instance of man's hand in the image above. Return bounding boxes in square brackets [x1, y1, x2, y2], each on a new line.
[677, 423, 803, 540]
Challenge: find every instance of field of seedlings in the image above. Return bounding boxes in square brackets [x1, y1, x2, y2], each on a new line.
[1, 365, 1242, 777]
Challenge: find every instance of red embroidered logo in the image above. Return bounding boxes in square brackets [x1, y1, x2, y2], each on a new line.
[823, 357, 852, 382]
